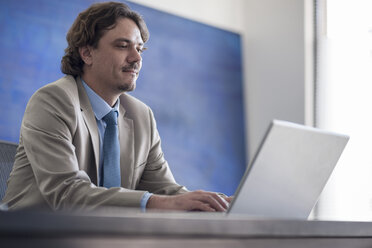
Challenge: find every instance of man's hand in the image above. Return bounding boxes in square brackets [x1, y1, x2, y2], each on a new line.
[146, 190, 229, 212]
[223, 195, 234, 203]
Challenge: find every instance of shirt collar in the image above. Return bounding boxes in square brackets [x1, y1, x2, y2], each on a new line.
[82, 80, 120, 120]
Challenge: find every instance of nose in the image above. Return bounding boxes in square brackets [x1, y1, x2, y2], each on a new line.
[127, 46, 142, 64]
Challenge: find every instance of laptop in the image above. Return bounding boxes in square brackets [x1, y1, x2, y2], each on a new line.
[227, 120, 349, 219]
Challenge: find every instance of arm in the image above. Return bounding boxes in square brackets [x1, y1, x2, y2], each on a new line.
[136, 108, 188, 195]
[136, 108, 232, 211]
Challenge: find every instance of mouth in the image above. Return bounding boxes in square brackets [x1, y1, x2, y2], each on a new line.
[123, 69, 137, 73]
[122, 64, 139, 75]
[122, 69, 138, 77]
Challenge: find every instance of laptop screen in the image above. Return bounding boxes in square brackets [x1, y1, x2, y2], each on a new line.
[228, 120, 349, 219]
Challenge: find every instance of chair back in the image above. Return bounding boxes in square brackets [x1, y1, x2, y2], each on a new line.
[0, 140, 17, 201]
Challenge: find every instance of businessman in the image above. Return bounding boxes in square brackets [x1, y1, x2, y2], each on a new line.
[2, 2, 230, 211]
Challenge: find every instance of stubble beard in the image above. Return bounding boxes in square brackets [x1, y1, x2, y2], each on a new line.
[118, 80, 136, 92]
[119, 63, 139, 92]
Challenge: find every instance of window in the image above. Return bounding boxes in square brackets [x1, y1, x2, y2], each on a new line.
[316, 0, 372, 220]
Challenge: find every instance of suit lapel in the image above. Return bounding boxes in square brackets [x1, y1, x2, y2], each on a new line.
[76, 77, 100, 180]
[118, 104, 135, 189]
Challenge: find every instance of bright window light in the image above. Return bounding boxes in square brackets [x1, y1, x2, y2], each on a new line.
[316, 0, 372, 221]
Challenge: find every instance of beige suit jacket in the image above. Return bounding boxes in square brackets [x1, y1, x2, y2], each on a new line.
[2, 75, 187, 210]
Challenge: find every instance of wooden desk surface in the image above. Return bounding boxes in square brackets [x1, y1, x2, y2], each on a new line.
[1, 209, 372, 248]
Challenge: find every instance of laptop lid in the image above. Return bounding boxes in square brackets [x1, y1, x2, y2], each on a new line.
[228, 120, 349, 219]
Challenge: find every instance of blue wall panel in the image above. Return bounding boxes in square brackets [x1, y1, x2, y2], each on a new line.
[0, 0, 246, 195]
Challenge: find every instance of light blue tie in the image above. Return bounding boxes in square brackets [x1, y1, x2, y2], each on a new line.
[102, 110, 121, 188]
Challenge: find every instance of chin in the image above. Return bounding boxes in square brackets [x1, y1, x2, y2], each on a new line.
[118, 81, 136, 92]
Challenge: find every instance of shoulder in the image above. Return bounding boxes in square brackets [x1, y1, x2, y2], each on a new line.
[34, 75, 79, 101]
[120, 93, 148, 109]
[25, 76, 81, 124]
[27, 75, 81, 113]
[20, 76, 82, 141]
[119, 93, 152, 119]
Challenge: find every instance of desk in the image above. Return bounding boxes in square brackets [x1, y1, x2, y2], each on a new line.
[1, 210, 372, 248]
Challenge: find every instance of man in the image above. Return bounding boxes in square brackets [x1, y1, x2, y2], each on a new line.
[2, 2, 230, 212]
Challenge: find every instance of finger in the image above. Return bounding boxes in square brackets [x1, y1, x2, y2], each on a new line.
[220, 196, 230, 208]
[199, 191, 230, 210]
[210, 193, 229, 210]
[224, 196, 234, 203]
[189, 201, 216, 212]
[194, 194, 227, 212]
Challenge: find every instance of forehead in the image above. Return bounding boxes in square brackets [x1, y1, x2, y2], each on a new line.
[101, 17, 143, 44]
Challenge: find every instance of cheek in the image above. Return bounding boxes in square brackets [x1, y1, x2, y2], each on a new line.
[92, 54, 110, 68]
[103, 55, 120, 71]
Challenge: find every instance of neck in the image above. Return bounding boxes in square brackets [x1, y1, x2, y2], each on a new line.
[81, 74, 120, 107]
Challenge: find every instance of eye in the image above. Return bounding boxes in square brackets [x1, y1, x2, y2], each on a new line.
[117, 43, 128, 49]
[137, 47, 147, 54]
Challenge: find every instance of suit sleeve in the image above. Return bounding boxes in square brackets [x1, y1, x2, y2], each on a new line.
[22, 85, 146, 210]
[136, 108, 188, 195]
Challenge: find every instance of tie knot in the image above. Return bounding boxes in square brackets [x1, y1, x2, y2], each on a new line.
[103, 110, 118, 125]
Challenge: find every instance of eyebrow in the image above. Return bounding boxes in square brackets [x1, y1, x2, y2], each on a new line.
[113, 38, 144, 47]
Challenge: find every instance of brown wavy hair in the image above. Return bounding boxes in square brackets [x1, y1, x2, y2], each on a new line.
[61, 2, 149, 77]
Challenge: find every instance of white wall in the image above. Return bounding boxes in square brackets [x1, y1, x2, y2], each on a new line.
[128, 0, 312, 159]
[128, 0, 246, 33]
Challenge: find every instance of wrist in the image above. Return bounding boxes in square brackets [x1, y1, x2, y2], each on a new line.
[147, 194, 177, 209]
[146, 194, 163, 209]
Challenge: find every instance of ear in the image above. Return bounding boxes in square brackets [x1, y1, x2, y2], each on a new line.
[79, 46, 93, 66]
